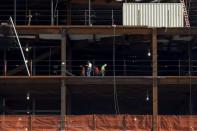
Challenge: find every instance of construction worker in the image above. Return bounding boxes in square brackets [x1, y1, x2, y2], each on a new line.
[94, 66, 100, 76]
[86, 61, 92, 76]
[101, 64, 107, 76]
[80, 65, 85, 76]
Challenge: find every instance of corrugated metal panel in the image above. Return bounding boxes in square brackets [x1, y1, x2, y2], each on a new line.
[123, 3, 184, 27]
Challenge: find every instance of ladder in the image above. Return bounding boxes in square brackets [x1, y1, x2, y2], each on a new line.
[180, 0, 190, 27]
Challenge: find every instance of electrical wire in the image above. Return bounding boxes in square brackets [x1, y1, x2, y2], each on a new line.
[54, 0, 59, 19]
[25, 0, 28, 25]
[186, 0, 193, 129]
[188, 29, 193, 130]
[112, 25, 120, 115]
[187, 0, 192, 16]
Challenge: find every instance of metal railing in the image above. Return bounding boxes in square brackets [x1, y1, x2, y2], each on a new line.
[0, 59, 196, 76]
[0, 9, 122, 26]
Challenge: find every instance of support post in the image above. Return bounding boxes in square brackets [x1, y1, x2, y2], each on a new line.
[56, 10, 59, 25]
[66, 1, 71, 25]
[4, 60, 7, 76]
[85, 10, 87, 25]
[123, 60, 126, 76]
[14, 0, 16, 24]
[28, 115, 32, 131]
[2, 98, 5, 129]
[88, 0, 91, 26]
[2, 98, 5, 115]
[68, 44, 73, 74]
[33, 48, 36, 76]
[32, 99, 36, 115]
[51, 0, 54, 25]
[4, 48, 7, 76]
[30, 60, 33, 76]
[152, 28, 158, 131]
[49, 47, 52, 75]
[112, 9, 114, 25]
[60, 29, 66, 131]
[178, 59, 181, 76]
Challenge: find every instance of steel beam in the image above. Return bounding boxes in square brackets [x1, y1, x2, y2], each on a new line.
[15, 26, 197, 35]
[152, 28, 158, 131]
[15, 26, 152, 35]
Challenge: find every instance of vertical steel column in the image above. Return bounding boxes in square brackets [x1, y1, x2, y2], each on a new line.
[4, 60, 7, 76]
[2, 98, 5, 115]
[85, 10, 87, 25]
[68, 45, 72, 74]
[49, 47, 52, 75]
[30, 60, 33, 76]
[56, 10, 59, 25]
[32, 99, 36, 115]
[123, 60, 126, 76]
[60, 29, 66, 131]
[51, 0, 54, 25]
[88, 0, 91, 26]
[14, 0, 16, 24]
[66, 1, 71, 25]
[152, 28, 158, 131]
[112, 9, 114, 25]
[178, 60, 181, 76]
[28, 115, 32, 131]
[33, 48, 36, 76]
[4, 48, 7, 76]
[2, 98, 5, 129]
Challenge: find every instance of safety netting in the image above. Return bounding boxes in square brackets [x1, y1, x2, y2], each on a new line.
[0, 115, 197, 131]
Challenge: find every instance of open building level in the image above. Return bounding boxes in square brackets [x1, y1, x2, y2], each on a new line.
[0, 0, 197, 130]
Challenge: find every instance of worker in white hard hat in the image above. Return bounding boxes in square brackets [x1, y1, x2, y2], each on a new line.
[101, 64, 107, 76]
[86, 61, 92, 76]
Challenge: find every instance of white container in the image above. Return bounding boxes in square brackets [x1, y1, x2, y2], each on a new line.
[123, 3, 184, 27]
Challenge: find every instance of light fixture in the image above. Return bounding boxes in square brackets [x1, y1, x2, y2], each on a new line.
[146, 95, 150, 101]
[134, 117, 137, 121]
[25, 44, 30, 52]
[25, 47, 29, 52]
[61, 62, 65, 65]
[26, 92, 30, 100]
[25, 60, 28, 63]
[146, 88, 149, 101]
[147, 50, 151, 57]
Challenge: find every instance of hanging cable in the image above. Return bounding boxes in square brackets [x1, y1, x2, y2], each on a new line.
[188, 29, 193, 130]
[54, 0, 59, 19]
[186, 0, 193, 127]
[112, 25, 120, 114]
[187, 0, 192, 16]
[25, 0, 28, 25]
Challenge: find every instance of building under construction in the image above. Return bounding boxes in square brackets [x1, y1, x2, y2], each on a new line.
[0, 0, 197, 130]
